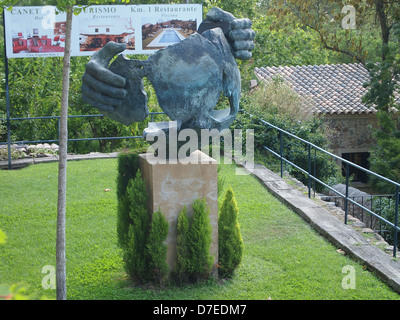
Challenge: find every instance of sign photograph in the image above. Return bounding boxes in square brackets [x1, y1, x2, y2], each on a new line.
[141, 16, 197, 51]
[78, 16, 136, 53]
[5, 6, 66, 58]
[4, 4, 203, 58]
[76, 5, 137, 56]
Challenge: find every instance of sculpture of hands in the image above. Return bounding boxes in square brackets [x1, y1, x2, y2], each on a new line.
[81, 42, 127, 115]
[81, 42, 149, 125]
[202, 7, 255, 60]
[81, 7, 255, 129]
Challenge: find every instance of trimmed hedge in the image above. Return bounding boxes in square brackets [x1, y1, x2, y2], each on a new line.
[174, 199, 214, 283]
[147, 210, 169, 285]
[218, 186, 244, 278]
[123, 170, 151, 283]
[174, 206, 191, 284]
[189, 199, 214, 281]
[117, 148, 169, 284]
[116, 149, 146, 249]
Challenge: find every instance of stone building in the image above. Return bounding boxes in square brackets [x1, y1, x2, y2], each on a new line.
[254, 63, 379, 183]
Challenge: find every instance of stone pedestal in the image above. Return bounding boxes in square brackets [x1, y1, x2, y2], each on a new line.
[139, 150, 218, 278]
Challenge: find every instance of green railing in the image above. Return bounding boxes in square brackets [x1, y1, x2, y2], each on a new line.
[3, 109, 400, 256]
[243, 110, 400, 257]
[0, 112, 165, 169]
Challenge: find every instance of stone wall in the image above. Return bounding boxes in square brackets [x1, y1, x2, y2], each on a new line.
[326, 184, 378, 230]
[323, 114, 378, 156]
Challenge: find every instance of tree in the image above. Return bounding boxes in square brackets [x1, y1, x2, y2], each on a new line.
[269, 0, 400, 65]
[0, 0, 131, 300]
[188, 198, 213, 281]
[124, 170, 151, 283]
[203, 0, 258, 19]
[174, 200, 214, 283]
[218, 186, 243, 278]
[234, 78, 341, 189]
[1, 0, 76, 301]
[251, 15, 331, 68]
[362, 21, 400, 191]
[174, 206, 190, 284]
[268, 0, 400, 191]
[116, 148, 147, 249]
[147, 209, 169, 285]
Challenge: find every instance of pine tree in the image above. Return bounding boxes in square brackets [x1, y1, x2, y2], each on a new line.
[218, 186, 244, 278]
[147, 209, 169, 285]
[174, 206, 190, 284]
[116, 150, 144, 249]
[124, 170, 151, 283]
[117, 194, 131, 250]
[188, 198, 213, 281]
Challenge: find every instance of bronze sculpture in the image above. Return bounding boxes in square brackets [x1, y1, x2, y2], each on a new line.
[81, 7, 255, 133]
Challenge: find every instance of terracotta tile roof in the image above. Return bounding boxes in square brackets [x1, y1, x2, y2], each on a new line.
[254, 63, 378, 115]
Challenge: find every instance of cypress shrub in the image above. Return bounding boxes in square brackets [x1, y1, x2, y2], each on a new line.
[174, 206, 190, 284]
[117, 194, 131, 250]
[116, 148, 147, 249]
[217, 164, 226, 197]
[116, 148, 149, 199]
[147, 209, 169, 285]
[218, 186, 244, 278]
[188, 198, 213, 281]
[123, 170, 151, 283]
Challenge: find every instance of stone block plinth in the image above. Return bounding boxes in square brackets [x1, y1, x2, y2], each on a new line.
[139, 150, 218, 278]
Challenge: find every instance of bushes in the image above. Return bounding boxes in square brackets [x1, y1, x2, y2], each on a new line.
[368, 112, 400, 193]
[116, 148, 148, 199]
[123, 171, 151, 283]
[174, 200, 214, 283]
[234, 111, 339, 190]
[233, 81, 341, 191]
[117, 151, 243, 284]
[371, 196, 400, 246]
[1, 56, 166, 154]
[147, 210, 169, 285]
[174, 189, 244, 282]
[188, 199, 214, 281]
[116, 149, 146, 249]
[218, 186, 243, 278]
[174, 206, 191, 284]
[117, 150, 168, 284]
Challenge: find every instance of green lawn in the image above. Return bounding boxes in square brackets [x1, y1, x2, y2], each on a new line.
[0, 158, 399, 300]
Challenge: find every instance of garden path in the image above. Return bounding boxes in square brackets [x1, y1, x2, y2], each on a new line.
[236, 159, 400, 294]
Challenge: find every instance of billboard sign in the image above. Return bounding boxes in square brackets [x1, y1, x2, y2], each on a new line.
[4, 4, 203, 58]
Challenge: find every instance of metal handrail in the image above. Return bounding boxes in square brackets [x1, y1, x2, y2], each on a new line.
[2, 109, 400, 256]
[243, 110, 400, 257]
[0, 112, 166, 168]
[245, 111, 400, 189]
[0, 112, 165, 143]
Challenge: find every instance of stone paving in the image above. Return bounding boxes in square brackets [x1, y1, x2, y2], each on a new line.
[237, 160, 400, 294]
[0, 152, 119, 169]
